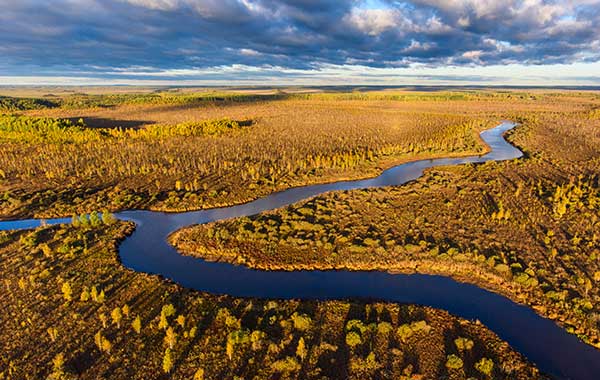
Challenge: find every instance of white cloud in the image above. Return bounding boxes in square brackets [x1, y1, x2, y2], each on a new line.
[345, 8, 404, 36]
[239, 48, 262, 56]
[123, 0, 180, 11]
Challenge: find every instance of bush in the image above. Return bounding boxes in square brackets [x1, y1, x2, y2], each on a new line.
[445, 354, 463, 369]
[475, 357, 494, 376]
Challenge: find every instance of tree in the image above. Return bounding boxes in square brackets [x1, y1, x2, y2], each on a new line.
[89, 211, 101, 227]
[163, 349, 173, 373]
[226, 339, 234, 360]
[71, 215, 80, 227]
[99, 313, 108, 328]
[165, 327, 177, 349]
[193, 368, 205, 380]
[94, 331, 111, 354]
[291, 313, 312, 331]
[454, 337, 474, 352]
[475, 357, 494, 377]
[176, 314, 185, 328]
[296, 337, 307, 360]
[346, 331, 362, 348]
[159, 304, 176, 330]
[48, 353, 65, 380]
[158, 312, 169, 330]
[250, 330, 265, 351]
[111, 307, 123, 328]
[80, 288, 90, 302]
[101, 211, 116, 225]
[47, 327, 58, 342]
[61, 282, 73, 301]
[132, 316, 142, 334]
[90, 286, 98, 302]
[79, 214, 89, 227]
[445, 354, 463, 370]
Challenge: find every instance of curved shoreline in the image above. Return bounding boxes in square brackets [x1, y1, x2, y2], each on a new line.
[0, 123, 493, 221]
[2, 122, 600, 379]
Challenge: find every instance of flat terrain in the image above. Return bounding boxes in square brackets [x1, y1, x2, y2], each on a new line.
[1, 89, 596, 219]
[1, 88, 599, 379]
[173, 104, 600, 347]
[0, 222, 544, 380]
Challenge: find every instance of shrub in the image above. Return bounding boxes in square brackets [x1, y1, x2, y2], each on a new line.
[445, 354, 463, 369]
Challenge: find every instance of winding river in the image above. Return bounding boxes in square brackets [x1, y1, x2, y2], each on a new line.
[2, 121, 600, 379]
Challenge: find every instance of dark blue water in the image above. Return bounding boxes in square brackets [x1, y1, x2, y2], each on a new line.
[2, 122, 599, 379]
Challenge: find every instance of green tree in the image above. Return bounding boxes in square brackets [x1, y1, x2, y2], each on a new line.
[475, 357, 494, 377]
[71, 215, 80, 228]
[445, 354, 463, 370]
[89, 211, 101, 227]
[79, 214, 89, 227]
[454, 337, 474, 351]
[101, 211, 116, 225]
[346, 331, 362, 348]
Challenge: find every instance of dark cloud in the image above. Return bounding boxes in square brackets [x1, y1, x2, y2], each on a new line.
[0, 0, 599, 79]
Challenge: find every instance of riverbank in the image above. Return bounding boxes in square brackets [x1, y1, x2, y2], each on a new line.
[171, 112, 600, 350]
[0, 221, 545, 380]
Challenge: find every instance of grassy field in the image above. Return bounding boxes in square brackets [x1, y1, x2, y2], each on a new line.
[1, 89, 597, 219]
[1, 88, 599, 379]
[172, 102, 600, 347]
[0, 222, 544, 380]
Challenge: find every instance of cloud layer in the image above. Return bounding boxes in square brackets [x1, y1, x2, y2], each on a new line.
[1, 0, 599, 82]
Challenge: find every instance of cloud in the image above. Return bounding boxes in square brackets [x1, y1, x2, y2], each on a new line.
[0, 0, 599, 82]
[344, 8, 405, 36]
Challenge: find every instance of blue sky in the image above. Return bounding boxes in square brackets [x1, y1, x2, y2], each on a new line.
[1, 0, 600, 85]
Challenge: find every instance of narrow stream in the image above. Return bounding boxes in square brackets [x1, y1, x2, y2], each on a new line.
[2, 122, 599, 379]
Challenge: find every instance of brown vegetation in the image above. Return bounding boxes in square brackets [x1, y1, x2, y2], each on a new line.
[0, 222, 543, 380]
[172, 105, 600, 347]
[2, 90, 596, 219]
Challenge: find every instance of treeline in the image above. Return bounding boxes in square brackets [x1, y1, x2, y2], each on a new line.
[0, 92, 287, 111]
[0, 89, 548, 113]
[0, 96, 58, 111]
[0, 114, 246, 143]
[0, 115, 99, 143]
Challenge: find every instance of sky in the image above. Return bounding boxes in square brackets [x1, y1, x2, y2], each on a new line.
[1, 0, 600, 86]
